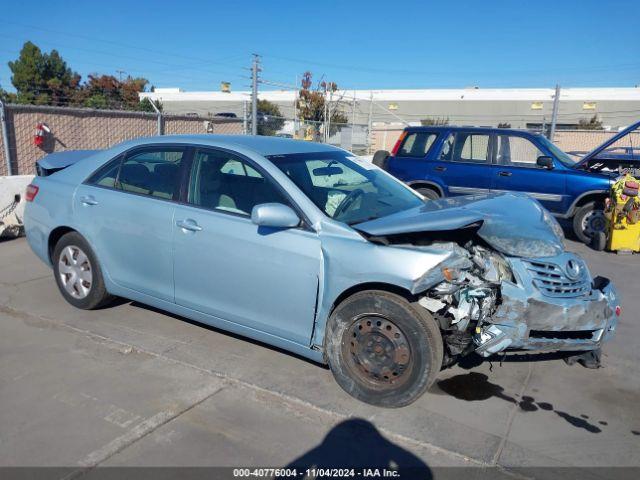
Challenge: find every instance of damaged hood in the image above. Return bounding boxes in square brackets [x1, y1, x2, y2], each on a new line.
[353, 193, 564, 258]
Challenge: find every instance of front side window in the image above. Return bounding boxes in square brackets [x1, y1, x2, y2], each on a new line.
[188, 149, 288, 216]
[496, 135, 545, 167]
[440, 133, 490, 163]
[118, 148, 185, 199]
[397, 132, 438, 157]
[268, 151, 423, 225]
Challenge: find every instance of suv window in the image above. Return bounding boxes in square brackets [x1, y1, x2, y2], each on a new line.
[188, 149, 288, 216]
[440, 132, 490, 163]
[497, 135, 545, 167]
[117, 148, 186, 199]
[397, 132, 437, 157]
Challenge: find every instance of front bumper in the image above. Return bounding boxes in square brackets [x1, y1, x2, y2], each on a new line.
[474, 255, 620, 357]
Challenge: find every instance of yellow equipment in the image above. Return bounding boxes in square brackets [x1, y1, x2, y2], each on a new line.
[602, 173, 640, 253]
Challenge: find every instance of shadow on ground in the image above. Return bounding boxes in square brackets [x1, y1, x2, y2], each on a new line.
[285, 418, 432, 477]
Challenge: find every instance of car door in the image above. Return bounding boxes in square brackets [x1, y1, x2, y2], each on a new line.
[490, 133, 568, 213]
[172, 147, 321, 346]
[74, 146, 188, 302]
[433, 131, 493, 196]
[386, 131, 439, 182]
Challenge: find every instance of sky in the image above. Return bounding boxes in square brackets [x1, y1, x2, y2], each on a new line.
[1, 0, 639, 93]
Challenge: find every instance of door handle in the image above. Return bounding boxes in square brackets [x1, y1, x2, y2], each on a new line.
[80, 195, 98, 206]
[176, 219, 202, 232]
[498, 171, 512, 177]
[434, 166, 447, 172]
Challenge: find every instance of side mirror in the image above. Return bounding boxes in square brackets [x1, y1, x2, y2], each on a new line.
[536, 155, 554, 169]
[372, 150, 390, 170]
[251, 203, 300, 228]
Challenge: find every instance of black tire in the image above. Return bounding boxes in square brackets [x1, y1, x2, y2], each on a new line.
[572, 201, 606, 244]
[325, 290, 443, 408]
[416, 187, 440, 201]
[52, 231, 114, 310]
[372, 150, 390, 170]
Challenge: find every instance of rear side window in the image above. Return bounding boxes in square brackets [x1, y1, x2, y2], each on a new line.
[440, 132, 490, 163]
[118, 148, 186, 200]
[86, 157, 121, 188]
[397, 132, 438, 157]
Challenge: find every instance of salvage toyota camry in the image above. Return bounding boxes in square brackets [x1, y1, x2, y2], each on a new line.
[24, 136, 621, 407]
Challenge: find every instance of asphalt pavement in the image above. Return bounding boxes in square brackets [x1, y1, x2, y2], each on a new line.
[0, 236, 638, 479]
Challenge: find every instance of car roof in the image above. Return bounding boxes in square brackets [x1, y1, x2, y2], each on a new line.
[120, 134, 343, 157]
[405, 125, 541, 136]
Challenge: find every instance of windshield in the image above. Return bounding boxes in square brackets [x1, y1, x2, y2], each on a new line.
[537, 136, 577, 167]
[267, 151, 424, 225]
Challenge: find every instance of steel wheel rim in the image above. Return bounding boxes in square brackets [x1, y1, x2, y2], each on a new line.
[581, 210, 606, 238]
[58, 245, 93, 299]
[344, 315, 413, 389]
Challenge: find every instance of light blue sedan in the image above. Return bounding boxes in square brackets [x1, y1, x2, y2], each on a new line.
[24, 135, 620, 407]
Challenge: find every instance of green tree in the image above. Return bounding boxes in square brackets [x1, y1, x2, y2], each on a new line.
[578, 115, 604, 130]
[297, 72, 348, 136]
[256, 99, 284, 136]
[138, 97, 163, 112]
[78, 74, 152, 110]
[8, 41, 80, 106]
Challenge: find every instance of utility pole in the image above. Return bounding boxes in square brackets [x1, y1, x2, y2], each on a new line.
[549, 84, 561, 141]
[251, 54, 261, 136]
[351, 91, 357, 129]
[367, 92, 374, 154]
[242, 100, 248, 135]
[116, 70, 126, 82]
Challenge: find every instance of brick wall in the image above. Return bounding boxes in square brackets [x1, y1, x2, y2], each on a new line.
[0, 104, 242, 175]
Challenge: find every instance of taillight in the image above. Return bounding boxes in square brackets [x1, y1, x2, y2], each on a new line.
[390, 131, 408, 156]
[25, 184, 39, 202]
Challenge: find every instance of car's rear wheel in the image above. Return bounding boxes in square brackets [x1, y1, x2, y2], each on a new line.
[573, 201, 606, 244]
[53, 232, 114, 310]
[416, 187, 440, 201]
[325, 290, 443, 408]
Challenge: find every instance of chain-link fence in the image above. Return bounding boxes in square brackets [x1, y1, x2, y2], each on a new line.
[252, 114, 370, 154]
[0, 103, 243, 176]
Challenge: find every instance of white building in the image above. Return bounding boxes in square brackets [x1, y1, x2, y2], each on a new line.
[141, 86, 640, 130]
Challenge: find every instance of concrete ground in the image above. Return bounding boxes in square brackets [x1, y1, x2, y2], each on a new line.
[0, 236, 638, 479]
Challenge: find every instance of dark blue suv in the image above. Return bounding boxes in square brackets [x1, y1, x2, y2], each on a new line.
[375, 121, 640, 244]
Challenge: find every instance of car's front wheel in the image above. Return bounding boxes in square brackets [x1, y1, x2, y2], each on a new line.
[53, 232, 114, 310]
[325, 290, 443, 408]
[573, 201, 606, 244]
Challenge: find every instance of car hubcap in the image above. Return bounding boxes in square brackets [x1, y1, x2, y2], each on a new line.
[581, 210, 606, 238]
[58, 245, 92, 299]
[345, 316, 412, 388]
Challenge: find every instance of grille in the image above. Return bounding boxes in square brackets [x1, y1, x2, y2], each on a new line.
[525, 260, 590, 298]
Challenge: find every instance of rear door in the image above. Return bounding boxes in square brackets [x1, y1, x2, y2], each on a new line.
[74, 146, 188, 302]
[490, 133, 567, 212]
[433, 131, 493, 196]
[386, 131, 439, 183]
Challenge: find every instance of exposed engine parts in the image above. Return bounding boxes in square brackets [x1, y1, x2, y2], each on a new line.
[417, 242, 512, 366]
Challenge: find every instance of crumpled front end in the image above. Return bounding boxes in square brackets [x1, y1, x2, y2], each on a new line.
[416, 244, 621, 363]
[473, 255, 619, 357]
